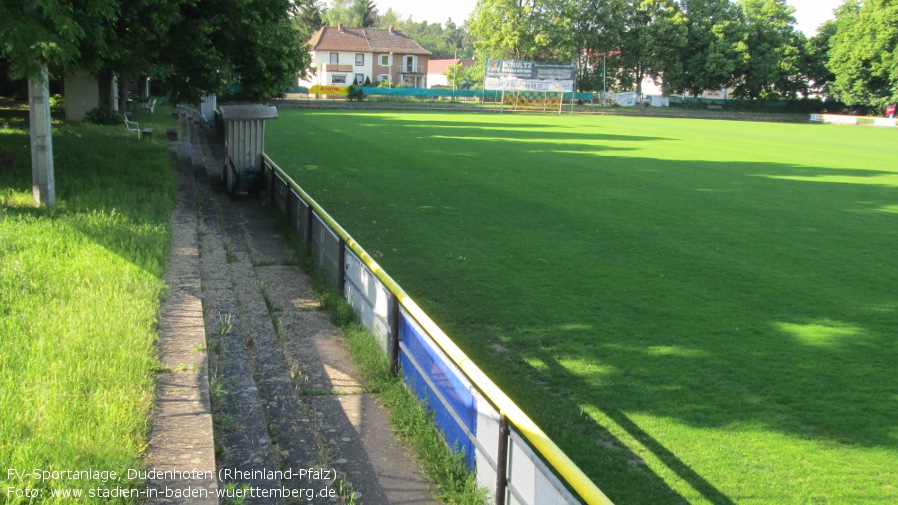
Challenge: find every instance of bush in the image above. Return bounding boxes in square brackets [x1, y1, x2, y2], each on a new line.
[83, 107, 120, 125]
[347, 85, 365, 102]
[49, 94, 66, 110]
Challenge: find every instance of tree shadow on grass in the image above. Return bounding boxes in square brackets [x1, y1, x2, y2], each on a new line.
[0, 118, 177, 279]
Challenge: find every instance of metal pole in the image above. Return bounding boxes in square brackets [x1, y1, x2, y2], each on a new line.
[305, 205, 314, 255]
[495, 413, 510, 505]
[603, 54, 606, 108]
[453, 48, 457, 102]
[337, 238, 347, 293]
[28, 64, 55, 207]
[389, 294, 401, 376]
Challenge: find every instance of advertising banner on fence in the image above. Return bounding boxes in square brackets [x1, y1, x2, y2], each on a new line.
[485, 60, 575, 92]
[309, 84, 349, 95]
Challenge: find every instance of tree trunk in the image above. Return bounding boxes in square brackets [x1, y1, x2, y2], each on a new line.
[98, 68, 114, 116]
[28, 63, 55, 207]
[118, 76, 130, 114]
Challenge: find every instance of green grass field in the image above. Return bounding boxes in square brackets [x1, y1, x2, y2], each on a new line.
[267, 111, 898, 504]
[0, 106, 176, 503]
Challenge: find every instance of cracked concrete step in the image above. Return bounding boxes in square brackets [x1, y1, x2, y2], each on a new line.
[189, 111, 435, 504]
[208, 184, 328, 493]
[230, 200, 435, 505]
[193, 148, 286, 504]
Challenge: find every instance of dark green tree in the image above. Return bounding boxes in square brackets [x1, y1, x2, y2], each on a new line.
[295, 0, 325, 40]
[354, 0, 378, 28]
[802, 19, 837, 97]
[158, 0, 308, 103]
[828, 0, 898, 108]
[732, 0, 804, 99]
[667, 0, 743, 96]
[617, 0, 687, 94]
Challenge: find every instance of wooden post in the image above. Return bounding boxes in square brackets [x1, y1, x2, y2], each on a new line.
[28, 63, 55, 207]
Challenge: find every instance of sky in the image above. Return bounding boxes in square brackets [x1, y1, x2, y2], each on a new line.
[369, 0, 846, 36]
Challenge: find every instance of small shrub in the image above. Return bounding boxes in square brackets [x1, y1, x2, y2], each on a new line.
[49, 94, 65, 109]
[347, 85, 365, 102]
[83, 107, 119, 125]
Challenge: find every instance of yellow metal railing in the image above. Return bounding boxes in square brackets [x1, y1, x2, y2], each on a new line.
[263, 153, 614, 505]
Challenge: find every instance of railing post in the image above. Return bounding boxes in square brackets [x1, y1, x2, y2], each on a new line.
[286, 189, 295, 229]
[389, 294, 400, 376]
[337, 238, 347, 293]
[305, 205, 314, 256]
[267, 156, 275, 195]
[495, 413, 510, 505]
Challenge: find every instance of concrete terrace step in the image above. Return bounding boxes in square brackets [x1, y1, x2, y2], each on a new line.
[189, 112, 435, 504]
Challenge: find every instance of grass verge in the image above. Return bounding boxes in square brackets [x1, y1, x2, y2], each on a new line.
[0, 103, 177, 503]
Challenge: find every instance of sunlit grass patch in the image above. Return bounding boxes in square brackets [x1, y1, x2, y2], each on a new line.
[0, 104, 177, 503]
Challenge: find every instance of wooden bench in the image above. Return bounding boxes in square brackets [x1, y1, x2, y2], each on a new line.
[706, 104, 723, 111]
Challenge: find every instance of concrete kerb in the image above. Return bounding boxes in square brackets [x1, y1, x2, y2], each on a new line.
[144, 118, 217, 504]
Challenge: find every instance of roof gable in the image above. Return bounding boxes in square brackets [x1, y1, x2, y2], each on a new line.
[308, 26, 431, 56]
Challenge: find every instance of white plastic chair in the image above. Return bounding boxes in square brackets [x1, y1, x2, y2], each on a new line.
[124, 114, 141, 140]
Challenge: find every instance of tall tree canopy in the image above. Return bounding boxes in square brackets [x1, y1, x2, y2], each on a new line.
[828, 0, 898, 108]
[732, 0, 805, 99]
[667, 0, 743, 96]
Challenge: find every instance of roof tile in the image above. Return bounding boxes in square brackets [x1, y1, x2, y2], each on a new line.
[308, 27, 431, 56]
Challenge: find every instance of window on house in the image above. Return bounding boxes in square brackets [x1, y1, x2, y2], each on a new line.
[377, 74, 391, 83]
[355, 74, 365, 85]
[378, 54, 390, 66]
[355, 54, 364, 66]
[331, 74, 346, 84]
[330, 53, 339, 64]
[404, 55, 417, 72]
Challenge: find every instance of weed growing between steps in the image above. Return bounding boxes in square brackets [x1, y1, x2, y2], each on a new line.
[268, 204, 488, 505]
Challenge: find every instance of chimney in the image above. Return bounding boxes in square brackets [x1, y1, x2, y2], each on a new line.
[389, 25, 395, 35]
[338, 23, 344, 32]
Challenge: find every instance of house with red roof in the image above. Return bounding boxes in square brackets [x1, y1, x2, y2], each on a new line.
[302, 24, 432, 89]
[426, 59, 476, 88]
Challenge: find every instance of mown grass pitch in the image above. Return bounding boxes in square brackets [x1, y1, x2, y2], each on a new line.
[267, 111, 898, 504]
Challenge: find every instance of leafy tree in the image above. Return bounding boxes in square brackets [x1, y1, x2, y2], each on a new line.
[803, 18, 837, 97]
[828, 0, 898, 108]
[295, 0, 325, 40]
[158, 0, 308, 104]
[323, 0, 360, 26]
[0, 0, 117, 78]
[617, 0, 687, 94]
[354, 0, 378, 28]
[564, 0, 625, 92]
[732, 0, 804, 99]
[0, 0, 118, 206]
[667, 0, 744, 96]
[470, 0, 560, 60]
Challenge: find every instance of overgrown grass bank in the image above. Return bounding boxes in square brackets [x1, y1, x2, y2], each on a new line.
[267, 111, 898, 504]
[0, 105, 177, 503]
